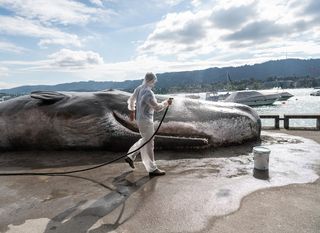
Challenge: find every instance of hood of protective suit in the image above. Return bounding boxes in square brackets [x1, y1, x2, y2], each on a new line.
[142, 73, 157, 88]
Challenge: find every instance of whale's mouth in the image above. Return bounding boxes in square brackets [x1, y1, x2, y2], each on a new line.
[112, 111, 209, 148]
[112, 111, 139, 133]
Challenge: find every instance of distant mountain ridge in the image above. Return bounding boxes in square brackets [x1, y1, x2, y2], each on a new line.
[0, 80, 142, 95]
[1, 58, 320, 94]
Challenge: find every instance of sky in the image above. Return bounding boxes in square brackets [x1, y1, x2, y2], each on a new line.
[0, 0, 319, 89]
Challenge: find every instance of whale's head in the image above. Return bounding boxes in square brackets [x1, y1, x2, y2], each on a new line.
[161, 97, 261, 146]
[111, 92, 261, 148]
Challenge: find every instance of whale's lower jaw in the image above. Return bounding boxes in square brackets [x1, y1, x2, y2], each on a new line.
[111, 111, 260, 150]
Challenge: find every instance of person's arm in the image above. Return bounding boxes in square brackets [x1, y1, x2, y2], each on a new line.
[127, 88, 139, 121]
[147, 92, 170, 112]
[127, 88, 138, 111]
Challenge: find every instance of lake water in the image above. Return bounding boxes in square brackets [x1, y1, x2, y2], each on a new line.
[175, 88, 320, 128]
[254, 88, 320, 127]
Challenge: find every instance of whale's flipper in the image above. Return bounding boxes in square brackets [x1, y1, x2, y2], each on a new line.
[31, 91, 67, 104]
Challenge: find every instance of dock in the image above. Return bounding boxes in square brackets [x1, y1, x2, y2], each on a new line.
[260, 114, 320, 130]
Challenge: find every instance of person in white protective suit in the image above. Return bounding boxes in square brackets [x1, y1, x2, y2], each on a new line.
[125, 72, 172, 176]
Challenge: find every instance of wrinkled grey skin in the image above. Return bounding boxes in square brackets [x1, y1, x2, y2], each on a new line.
[0, 90, 261, 151]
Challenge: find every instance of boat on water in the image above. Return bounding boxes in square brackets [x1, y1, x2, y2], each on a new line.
[205, 92, 230, 101]
[223, 90, 280, 106]
[259, 88, 294, 101]
[277, 91, 294, 101]
[185, 94, 200, 99]
[310, 90, 320, 96]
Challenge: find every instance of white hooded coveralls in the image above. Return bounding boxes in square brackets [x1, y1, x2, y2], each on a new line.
[127, 81, 168, 172]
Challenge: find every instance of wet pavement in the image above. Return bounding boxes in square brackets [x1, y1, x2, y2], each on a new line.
[0, 130, 320, 233]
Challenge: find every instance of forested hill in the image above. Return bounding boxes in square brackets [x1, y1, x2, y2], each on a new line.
[1, 58, 320, 95]
[156, 58, 320, 87]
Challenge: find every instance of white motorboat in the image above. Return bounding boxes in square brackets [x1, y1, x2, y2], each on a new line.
[277, 91, 294, 101]
[310, 90, 320, 96]
[259, 88, 294, 101]
[185, 94, 200, 99]
[205, 92, 230, 101]
[223, 90, 280, 106]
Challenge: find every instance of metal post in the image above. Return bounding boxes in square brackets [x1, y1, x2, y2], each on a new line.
[284, 115, 289, 129]
[275, 116, 280, 129]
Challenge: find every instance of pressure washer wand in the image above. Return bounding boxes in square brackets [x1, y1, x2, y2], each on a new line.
[0, 105, 171, 176]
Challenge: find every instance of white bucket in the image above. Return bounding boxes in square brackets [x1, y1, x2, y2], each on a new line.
[253, 146, 270, 170]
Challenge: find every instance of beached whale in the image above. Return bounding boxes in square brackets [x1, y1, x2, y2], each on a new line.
[0, 90, 261, 150]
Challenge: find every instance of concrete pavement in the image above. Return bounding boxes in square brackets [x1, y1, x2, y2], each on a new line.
[0, 130, 319, 233]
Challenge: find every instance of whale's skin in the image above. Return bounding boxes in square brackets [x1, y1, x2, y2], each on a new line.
[0, 90, 261, 151]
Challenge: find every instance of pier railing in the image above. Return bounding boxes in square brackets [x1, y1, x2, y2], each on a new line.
[259, 114, 320, 130]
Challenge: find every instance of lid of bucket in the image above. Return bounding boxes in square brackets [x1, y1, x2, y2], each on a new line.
[253, 146, 270, 153]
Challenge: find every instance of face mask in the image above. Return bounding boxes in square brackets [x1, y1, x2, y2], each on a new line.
[147, 80, 156, 88]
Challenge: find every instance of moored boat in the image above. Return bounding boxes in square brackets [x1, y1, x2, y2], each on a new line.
[259, 89, 294, 101]
[310, 90, 320, 96]
[223, 90, 280, 106]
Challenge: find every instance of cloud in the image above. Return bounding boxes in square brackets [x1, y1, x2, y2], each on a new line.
[191, 0, 202, 7]
[138, 0, 320, 61]
[0, 54, 218, 82]
[0, 40, 27, 53]
[210, 3, 256, 29]
[150, 12, 207, 44]
[89, 0, 104, 7]
[137, 2, 260, 59]
[48, 49, 104, 68]
[3, 49, 104, 71]
[0, 0, 104, 25]
[1, 0, 320, 87]
[0, 81, 14, 89]
[224, 18, 317, 43]
[0, 16, 82, 47]
[38, 38, 81, 48]
[223, 20, 289, 42]
[68, 56, 221, 81]
[0, 66, 9, 78]
[301, 0, 320, 26]
[157, 0, 183, 6]
[138, 11, 211, 59]
[304, 0, 320, 16]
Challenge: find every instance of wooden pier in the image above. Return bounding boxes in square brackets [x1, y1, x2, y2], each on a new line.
[259, 114, 320, 130]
